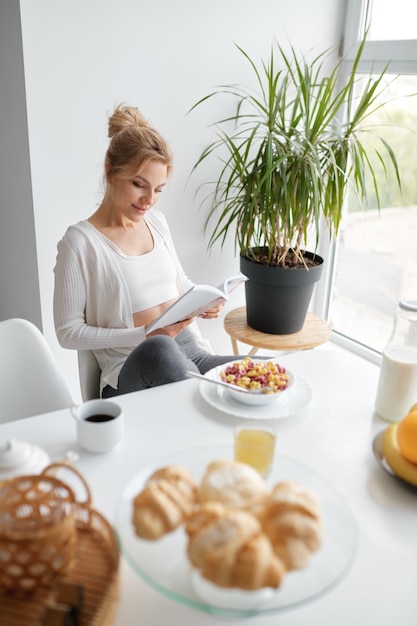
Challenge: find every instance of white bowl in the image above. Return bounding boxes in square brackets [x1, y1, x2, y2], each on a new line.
[220, 367, 294, 406]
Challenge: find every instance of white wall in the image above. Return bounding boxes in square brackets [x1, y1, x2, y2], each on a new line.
[10, 0, 346, 400]
[0, 0, 42, 327]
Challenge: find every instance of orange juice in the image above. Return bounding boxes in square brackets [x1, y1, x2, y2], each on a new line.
[234, 427, 276, 477]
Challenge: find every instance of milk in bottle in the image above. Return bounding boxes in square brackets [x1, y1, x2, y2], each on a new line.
[375, 300, 417, 422]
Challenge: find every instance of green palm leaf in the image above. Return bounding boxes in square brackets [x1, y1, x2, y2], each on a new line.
[189, 39, 400, 267]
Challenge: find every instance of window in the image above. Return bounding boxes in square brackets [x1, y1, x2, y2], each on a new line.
[321, 0, 417, 360]
[366, 0, 417, 41]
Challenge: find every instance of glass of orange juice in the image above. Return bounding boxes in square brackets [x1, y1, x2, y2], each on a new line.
[234, 425, 276, 478]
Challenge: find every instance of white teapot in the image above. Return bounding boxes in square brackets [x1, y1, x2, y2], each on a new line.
[0, 440, 50, 480]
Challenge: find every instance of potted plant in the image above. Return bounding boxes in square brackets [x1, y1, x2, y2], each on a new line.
[188, 39, 400, 334]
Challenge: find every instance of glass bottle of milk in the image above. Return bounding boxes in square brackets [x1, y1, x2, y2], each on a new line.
[375, 300, 417, 422]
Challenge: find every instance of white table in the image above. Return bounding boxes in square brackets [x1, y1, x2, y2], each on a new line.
[1, 349, 416, 626]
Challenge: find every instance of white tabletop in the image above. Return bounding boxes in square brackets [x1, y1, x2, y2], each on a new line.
[1, 349, 415, 626]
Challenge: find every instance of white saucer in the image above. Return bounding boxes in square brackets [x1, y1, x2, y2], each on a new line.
[200, 367, 312, 420]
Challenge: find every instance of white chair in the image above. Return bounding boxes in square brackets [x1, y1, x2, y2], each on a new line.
[77, 350, 101, 401]
[0, 318, 74, 423]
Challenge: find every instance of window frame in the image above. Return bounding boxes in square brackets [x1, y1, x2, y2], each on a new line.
[313, 0, 417, 364]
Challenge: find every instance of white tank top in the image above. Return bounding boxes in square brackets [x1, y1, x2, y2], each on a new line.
[102, 226, 179, 312]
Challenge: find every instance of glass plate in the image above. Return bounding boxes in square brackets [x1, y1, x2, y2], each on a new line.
[200, 361, 313, 419]
[372, 431, 417, 493]
[114, 445, 357, 618]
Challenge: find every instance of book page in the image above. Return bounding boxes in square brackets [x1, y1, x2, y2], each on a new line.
[146, 275, 246, 333]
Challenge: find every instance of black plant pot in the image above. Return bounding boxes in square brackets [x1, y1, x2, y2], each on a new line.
[240, 249, 324, 335]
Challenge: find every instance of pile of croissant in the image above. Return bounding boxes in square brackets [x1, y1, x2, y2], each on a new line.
[132, 459, 323, 591]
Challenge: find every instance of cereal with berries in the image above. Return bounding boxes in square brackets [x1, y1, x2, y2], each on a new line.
[220, 357, 290, 394]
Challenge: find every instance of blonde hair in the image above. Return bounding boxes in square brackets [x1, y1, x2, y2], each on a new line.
[105, 104, 173, 180]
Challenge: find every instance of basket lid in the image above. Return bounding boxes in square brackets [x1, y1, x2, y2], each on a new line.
[0, 440, 50, 480]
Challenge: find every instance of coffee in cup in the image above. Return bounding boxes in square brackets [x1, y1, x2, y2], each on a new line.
[71, 399, 123, 453]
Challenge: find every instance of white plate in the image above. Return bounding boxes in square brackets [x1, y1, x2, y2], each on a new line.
[372, 431, 417, 493]
[114, 445, 357, 619]
[200, 362, 312, 419]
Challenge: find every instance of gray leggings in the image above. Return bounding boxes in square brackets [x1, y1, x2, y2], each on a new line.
[102, 329, 239, 397]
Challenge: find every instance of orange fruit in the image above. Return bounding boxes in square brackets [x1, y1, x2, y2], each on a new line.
[397, 410, 417, 464]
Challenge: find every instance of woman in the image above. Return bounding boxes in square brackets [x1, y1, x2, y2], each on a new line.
[53, 104, 238, 398]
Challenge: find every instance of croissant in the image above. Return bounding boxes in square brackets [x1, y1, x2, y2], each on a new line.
[198, 459, 270, 516]
[185, 502, 285, 590]
[261, 481, 323, 571]
[132, 465, 197, 540]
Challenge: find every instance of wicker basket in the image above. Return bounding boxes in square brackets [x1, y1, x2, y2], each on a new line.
[0, 472, 77, 593]
[0, 462, 120, 626]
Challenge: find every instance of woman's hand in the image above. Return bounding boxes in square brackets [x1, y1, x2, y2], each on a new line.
[145, 301, 225, 338]
[145, 317, 194, 339]
[199, 302, 225, 319]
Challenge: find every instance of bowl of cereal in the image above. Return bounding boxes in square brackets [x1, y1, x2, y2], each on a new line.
[219, 358, 294, 406]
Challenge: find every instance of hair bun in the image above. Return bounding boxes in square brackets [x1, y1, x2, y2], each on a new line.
[107, 104, 151, 138]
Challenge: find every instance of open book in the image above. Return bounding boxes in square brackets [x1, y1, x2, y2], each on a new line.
[146, 275, 247, 333]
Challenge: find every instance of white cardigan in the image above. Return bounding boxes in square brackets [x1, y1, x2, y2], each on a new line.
[53, 209, 210, 392]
